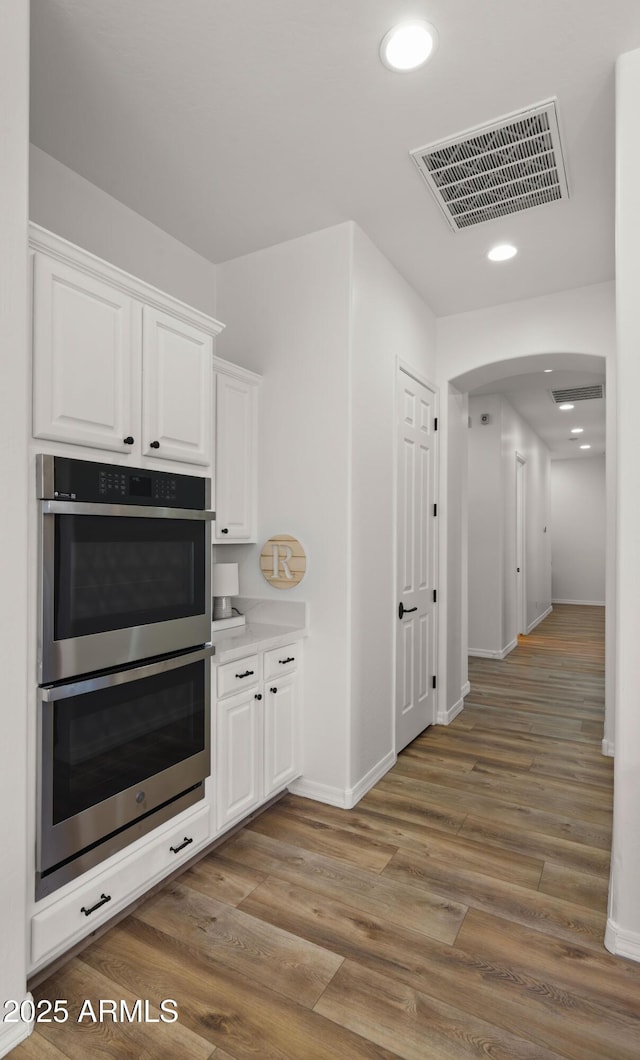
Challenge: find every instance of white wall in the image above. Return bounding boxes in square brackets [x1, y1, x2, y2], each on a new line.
[437, 286, 615, 721]
[550, 457, 606, 605]
[607, 48, 640, 961]
[349, 225, 437, 790]
[216, 221, 437, 803]
[30, 146, 217, 316]
[0, 3, 30, 1056]
[467, 394, 551, 658]
[216, 224, 353, 800]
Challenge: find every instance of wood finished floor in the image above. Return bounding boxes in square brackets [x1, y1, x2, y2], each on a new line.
[17, 604, 638, 1059]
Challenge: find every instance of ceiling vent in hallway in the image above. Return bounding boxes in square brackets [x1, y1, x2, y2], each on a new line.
[551, 384, 605, 403]
[410, 98, 569, 232]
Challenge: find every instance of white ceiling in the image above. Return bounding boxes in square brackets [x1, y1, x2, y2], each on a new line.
[29, 1, 630, 451]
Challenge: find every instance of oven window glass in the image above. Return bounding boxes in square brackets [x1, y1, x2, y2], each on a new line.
[54, 514, 205, 639]
[51, 661, 205, 824]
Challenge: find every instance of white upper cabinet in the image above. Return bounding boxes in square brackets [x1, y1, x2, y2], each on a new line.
[32, 253, 139, 453]
[214, 365, 259, 541]
[142, 307, 213, 465]
[30, 226, 224, 470]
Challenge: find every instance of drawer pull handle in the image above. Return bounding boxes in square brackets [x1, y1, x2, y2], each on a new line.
[270, 686, 278, 694]
[123, 435, 134, 445]
[255, 693, 263, 701]
[220, 528, 229, 534]
[81, 893, 112, 917]
[170, 836, 194, 854]
[149, 440, 160, 449]
[235, 669, 255, 679]
[279, 657, 295, 664]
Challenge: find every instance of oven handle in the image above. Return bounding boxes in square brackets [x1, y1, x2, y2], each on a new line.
[40, 645, 216, 701]
[40, 500, 215, 521]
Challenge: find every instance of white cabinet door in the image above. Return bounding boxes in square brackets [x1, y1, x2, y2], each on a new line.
[264, 675, 299, 797]
[32, 254, 138, 453]
[214, 372, 257, 540]
[142, 307, 213, 466]
[216, 687, 263, 829]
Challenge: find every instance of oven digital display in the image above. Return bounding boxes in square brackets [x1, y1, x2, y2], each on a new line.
[129, 474, 152, 498]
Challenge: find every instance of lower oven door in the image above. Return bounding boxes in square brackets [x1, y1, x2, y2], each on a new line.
[37, 645, 214, 898]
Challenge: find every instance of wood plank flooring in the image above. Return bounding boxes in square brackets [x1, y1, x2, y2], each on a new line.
[18, 604, 640, 1059]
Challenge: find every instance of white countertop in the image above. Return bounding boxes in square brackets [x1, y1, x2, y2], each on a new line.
[211, 620, 307, 664]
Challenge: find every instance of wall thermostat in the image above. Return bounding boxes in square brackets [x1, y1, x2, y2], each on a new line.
[480, 413, 492, 425]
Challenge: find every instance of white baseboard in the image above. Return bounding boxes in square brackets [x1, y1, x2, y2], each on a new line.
[289, 749, 397, 809]
[526, 605, 553, 634]
[461, 681, 471, 698]
[288, 777, 349, 808]
[469, 638, 517, 660]
[605, 919, 640, 963]
[345, 750, 396, 808]
[552, 599, 606, 606]
[0, 993, 33, 1058]
[437, 696, 464, 726]
[601, 738, 615, 757]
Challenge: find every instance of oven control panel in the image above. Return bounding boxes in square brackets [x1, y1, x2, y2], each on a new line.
[37, 455, 210, 510]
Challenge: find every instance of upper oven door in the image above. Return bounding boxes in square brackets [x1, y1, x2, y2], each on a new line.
[39, 501, 213, 683]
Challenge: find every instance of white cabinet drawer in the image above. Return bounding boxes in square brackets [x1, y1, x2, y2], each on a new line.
[31, 804, 210, 968]
[263, 642, 299, 680]
[216, 654, 260, 698]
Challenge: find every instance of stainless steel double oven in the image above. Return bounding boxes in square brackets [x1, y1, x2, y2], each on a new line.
[36, 454, 215, 898]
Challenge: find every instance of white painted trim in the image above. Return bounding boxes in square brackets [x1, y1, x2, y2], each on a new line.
[396, 357, 439, 394]
[601, 738, 615, 757]
[437, 696, 464, 726]
[551, 599, 606, 606]
[290, 750, 397, 809]
[0, 993, 33, 1058]
[288, 777, 350, 808]
[526, 605, 553, 634]
[468, 638, 517, 660]
[29, 223, 225, 338]
[345, 750, 396, 808]
[461, 681, 471, 698]
[605, 919, 640, 963]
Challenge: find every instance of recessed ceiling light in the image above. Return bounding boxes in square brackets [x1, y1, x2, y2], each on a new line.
[379, 21, 438, 71]
[571, 427, 584, 434]
[580, 444, 591, 450]
[487, 244, 518, 262]
[543, 369, 553, 373]
[558, 403, 574, 411]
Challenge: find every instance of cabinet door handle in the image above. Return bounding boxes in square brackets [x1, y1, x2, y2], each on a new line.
[254, 693, 262, 701]
[279, 657, 295, 665]
[149, 440, 160, 449]
[220, 527, 229, 534]
[170, 836, 194, 854]
[270, 686, 278, 694]
[81, 893, 112, 917]
[398, 603, 418, 619]
[235, 669, 254, 679]
[123, 436, 135, 445]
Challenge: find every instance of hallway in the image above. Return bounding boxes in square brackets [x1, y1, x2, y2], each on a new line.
[20, 606, 640, 1059]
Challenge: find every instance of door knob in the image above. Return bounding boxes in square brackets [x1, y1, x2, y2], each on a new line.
[398, 602, 418, 619]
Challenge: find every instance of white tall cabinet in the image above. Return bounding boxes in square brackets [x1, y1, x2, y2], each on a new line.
[214, 365, 259, 541]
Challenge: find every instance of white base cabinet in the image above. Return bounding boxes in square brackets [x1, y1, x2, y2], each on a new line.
[215, 642, 301, 831]
[30, 801, 211, 971]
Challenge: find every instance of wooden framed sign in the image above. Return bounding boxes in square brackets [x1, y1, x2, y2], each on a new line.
[260, 534, 306, 589]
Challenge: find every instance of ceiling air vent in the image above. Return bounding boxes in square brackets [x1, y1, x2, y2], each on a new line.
[410, 98, 569, 232]
[551, 385, 604, 403]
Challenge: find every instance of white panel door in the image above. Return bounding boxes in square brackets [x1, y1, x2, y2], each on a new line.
[216, 688, 262, 830]
[32, 254, 138, 452]
[396, 368, 438, 752]
[142, 306, 212, 466]
[215, 372, 257, 540]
